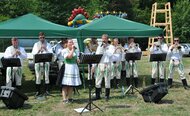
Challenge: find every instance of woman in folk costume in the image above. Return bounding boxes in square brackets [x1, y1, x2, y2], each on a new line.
[149, 35, 168, 84]
[4, 37, 27, 88]
[167, 37, 189, 89]
[61, 39, 81, 104]
[32, 32, 53, 97]
[124, 37, 141, 88]
[91, 34, 115, 101]
[111, 38, 124, 88]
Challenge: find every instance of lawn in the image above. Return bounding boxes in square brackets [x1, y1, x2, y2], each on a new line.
[0, 56, 190, 116]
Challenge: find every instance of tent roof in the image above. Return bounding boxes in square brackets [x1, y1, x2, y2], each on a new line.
[78, 15, 163, 38]
[0, 13, 77, 38]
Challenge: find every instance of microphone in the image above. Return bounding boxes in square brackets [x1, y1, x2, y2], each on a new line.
[101, 42, 105, 47]
[73, 45, 77, 49]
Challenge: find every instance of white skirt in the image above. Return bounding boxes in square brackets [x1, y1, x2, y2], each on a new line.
[62, 63, 81, 86]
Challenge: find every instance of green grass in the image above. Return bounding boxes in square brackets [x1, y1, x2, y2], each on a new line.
[0, 56, 190, 116]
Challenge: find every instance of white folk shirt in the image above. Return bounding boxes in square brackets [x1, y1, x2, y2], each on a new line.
[4, 46, 27, 66]
[124, 43, 141, 53]
[149, 43, 168, 54]
[167, 45, 185, 61]
[96, 44, 115, 63]
[32, 41, 53, 55]
[112, 45, 124, 62]
[55, 43, 64, 61]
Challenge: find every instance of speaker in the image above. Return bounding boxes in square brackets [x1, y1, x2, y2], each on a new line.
[140, 83, 168, 103]
[0, 86, 28, 109]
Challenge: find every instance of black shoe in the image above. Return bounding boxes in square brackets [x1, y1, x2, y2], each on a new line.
[160, 79, 165, 83]
[68, 98, 74, 103]
[34, 92, 41, 98]
[93, 96, 101, 100]
[126, 78, 130, 87]
[44, 91, 51, 96]
[182, 79, 189, 90]
[184, 86, 190, 90]
[105, 96, 109, 102]
[168, 79, 173, 88]
[105, 88, 110, 102]
[151, 78, 156, 85]
[93, 88, 101, 100]
[63, 100, 69, 104]
[134, 78, 138, 88]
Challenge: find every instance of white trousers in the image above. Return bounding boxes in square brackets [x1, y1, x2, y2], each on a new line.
[126, 61, 138, 78]
[151, 62, 164, 79]
[35, 62, 50, 84]
[95, 63, 111, 88]
[6, 67, 22, 87]
[111, 62, 122, 79]
[168, 60, 186, 80]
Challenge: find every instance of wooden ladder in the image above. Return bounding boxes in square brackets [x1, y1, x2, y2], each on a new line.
[148, 2, 173, 49]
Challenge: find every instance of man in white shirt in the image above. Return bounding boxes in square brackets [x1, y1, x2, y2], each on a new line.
[111, 38, 124, 88]
[149, 35, 168, 84]
[92, 34, 115, 101]
[4, 37, 27, 88]
[54, 39, 67, 70]
[124, 37, 141, 88]
[167, 37, 188, 89]
[84, 38, 98, 80]
[32, 32, 53, 96]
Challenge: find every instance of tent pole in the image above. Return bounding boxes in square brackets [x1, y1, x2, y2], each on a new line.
[77, 36, 86, 89]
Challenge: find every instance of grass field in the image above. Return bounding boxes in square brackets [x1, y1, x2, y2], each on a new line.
[0, 56, 190, 116]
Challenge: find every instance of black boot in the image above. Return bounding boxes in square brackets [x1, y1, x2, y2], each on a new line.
[168, 79, 173, 88]
[35, 84, 41, 97]
[110, 79, 114, 88]
[134, 78, 138, 88]
[116, 79, 120, 89]
[121, 71, 126, 78]
[126, 78, 130, 87]
[151, 78, 156, 85]
[94, 88, 101, 100]
[160, 79, 165, 83]
[16, 85, 22, 90]
[182, 79, 189, 89]
[105, 88, 110, 101]
[45, 84, 50, 96]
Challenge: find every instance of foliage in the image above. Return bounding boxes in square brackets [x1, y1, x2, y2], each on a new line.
[0, 0, 189, 43]
[0, 0, 36, 18]
[172, 0, 190, 42]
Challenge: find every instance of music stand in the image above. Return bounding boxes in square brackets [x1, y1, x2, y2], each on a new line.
[34, 53, 53, 97]
[79, 53, 103, 114]
[149, 53, 167, 83]
[34, 53, 53, 63]
[1, 58, 21, 87]
[124, 52, 142, 95]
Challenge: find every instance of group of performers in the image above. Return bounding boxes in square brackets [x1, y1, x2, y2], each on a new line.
[2, 32, 189, 104]
[85, 34, 189, 101]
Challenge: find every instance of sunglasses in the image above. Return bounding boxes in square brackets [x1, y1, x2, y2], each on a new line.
[39, 36, 45, 39]
[174, 40, 179, 42]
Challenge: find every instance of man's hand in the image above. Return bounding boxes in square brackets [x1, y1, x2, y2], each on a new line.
[16, 50, 21, 55]
[91, 66, 95, 73]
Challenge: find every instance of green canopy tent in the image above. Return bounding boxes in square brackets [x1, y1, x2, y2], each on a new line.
[0, 13, 78, 38]
[77, 15, 163, 51]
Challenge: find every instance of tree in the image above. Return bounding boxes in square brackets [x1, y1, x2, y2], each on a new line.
[0, 0, 36, 18]
[172, 0, 190, 42]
